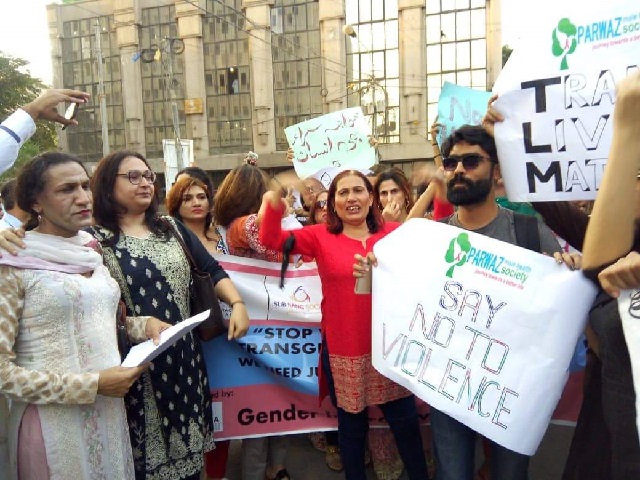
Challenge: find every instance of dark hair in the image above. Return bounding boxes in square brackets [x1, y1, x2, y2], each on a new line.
[0, 178, 17, 211]
[373, 167, 415, 213]
[326, 170, 383, 234]
[213, 163, 268, 227]
[91, 150, 168, 238]
[176, 166, 215, 200]
[307, 189, 328, 225]
[16, 152, 87, 230]
[166, 176, 214, 239]
[441, 124, 498, 163]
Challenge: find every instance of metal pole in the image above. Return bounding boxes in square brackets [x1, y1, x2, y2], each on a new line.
[371, 78, 377, 138]
[95, 21, 109, 156]
[163, 38, 184, 169]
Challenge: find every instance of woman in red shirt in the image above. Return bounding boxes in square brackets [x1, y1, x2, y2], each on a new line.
[259, 170, 429, 480]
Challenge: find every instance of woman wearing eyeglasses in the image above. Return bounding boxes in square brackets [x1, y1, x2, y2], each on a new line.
[87, 151, 249, 480]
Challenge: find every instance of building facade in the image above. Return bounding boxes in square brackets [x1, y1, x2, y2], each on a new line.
[49, 0, 502, 178]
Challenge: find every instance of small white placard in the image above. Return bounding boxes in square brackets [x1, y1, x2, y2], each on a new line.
[121, 310, 210, 367]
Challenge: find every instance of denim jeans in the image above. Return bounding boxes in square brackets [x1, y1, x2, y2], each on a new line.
[430, 408, 529, 480]
[321, 338, 429, 480]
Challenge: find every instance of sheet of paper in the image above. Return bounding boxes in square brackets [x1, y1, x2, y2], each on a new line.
[121, 310, 210, 367]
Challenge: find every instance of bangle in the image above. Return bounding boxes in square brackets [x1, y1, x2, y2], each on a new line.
[434, 153, 442, 158]
[230, 300, 245, 307]
[431, 142, 438, 147]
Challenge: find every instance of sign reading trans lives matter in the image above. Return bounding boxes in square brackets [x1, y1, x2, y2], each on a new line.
[371, 219, 597, 455]
[492, 0, 639, 202]
[285, 107, 376, 179]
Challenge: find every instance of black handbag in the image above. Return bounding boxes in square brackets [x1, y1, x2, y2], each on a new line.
[167, 221, 226, 341]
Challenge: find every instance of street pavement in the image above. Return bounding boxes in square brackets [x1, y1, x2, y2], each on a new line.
[221, 424, 574, 479]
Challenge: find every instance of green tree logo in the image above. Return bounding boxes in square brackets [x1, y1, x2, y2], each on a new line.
[552, 18, 578, 70]
[445, 233, 471, 278]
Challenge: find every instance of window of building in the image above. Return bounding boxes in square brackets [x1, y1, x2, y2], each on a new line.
[203, 0, 253, 155]
[62, 16, 125, 161]
[425, 0, 487, 133]
[345, 0, 399, 144]
[140, 5, 186, 158]
[271, 0, 322, 151]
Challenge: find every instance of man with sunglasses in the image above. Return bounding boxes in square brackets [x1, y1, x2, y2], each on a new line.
[431, 125, 563, 480]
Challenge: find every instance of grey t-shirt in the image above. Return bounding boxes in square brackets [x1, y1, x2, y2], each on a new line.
[448, 207, 561, 254]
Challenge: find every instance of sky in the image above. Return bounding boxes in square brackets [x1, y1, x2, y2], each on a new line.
[0, 0, 540, 87]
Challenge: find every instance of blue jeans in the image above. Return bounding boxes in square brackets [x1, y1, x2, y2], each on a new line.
[430, 408, 529, 480]
[321, 338, 429, 480]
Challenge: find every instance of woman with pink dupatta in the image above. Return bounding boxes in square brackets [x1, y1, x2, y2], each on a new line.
[0, 153, 168, 479]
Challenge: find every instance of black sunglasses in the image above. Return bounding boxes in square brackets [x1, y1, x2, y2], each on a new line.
[442, 154, 494, 172]
[314, 200, 327, 209]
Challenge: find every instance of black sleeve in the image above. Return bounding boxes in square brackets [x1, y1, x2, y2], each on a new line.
[581, 222, 640, 288]
[531, 201, 589, 251]
[174, 219, 229, 285]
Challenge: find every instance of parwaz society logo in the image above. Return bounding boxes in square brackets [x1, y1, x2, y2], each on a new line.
[444, 233, 533, 289]
[551, 13, 640, 70]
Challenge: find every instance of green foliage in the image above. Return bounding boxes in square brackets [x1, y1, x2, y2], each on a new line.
[502, 45, 513, 68]
[0, 52, 57, 182]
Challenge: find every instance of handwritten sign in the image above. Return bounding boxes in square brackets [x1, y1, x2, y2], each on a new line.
[618, 290, 640, 443]
[492, 0, 639, 202]
[285, 107, 376, 179]
[372, 219, 596, 455]
[436, 82, 492, 147]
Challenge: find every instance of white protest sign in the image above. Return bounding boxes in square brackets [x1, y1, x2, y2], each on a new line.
[492, 1, 639, 202]
[372, 219, 597, 455]
[618, 289, 640, 442]
[309, 166, 374, 190]
[285, 107, 376, 179]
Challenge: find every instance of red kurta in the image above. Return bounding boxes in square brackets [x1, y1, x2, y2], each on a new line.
[259, 202, 411, 413]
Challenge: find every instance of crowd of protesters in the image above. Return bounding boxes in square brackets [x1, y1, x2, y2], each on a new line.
[0, 69, 638, 480]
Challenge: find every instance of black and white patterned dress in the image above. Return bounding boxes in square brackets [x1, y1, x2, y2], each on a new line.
[89, 219, 228, 480]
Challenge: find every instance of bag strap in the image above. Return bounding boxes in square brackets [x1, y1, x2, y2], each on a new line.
[279, 233, 295, 289]
[513, 212, 542, 253]
[160, 217, 201, 273]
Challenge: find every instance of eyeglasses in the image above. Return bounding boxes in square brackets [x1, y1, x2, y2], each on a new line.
[314, 200, 327, 210]
[116, 170, 157, 185]
[442, 154, 494, 172]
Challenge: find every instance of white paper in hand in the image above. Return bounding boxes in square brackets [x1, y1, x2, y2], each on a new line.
[121, 310, 210, 367]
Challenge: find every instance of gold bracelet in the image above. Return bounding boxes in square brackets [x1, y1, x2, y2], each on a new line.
[231, 300, 245, 307]
[434, 153, 442, 158]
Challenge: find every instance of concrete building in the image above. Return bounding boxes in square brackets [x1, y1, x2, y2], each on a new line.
[48, 0, 501, 183]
